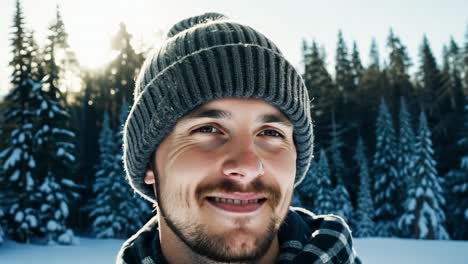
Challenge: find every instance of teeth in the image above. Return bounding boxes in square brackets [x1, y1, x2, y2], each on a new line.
[212, 197, 261, 204]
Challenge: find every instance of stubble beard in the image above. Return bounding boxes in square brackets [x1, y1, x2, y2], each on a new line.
[155, 177, 286, 263]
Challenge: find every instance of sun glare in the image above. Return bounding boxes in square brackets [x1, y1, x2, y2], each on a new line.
[62, 1, 123, 70]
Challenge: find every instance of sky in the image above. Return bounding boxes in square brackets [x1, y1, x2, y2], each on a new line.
[0, 0, 467, 96]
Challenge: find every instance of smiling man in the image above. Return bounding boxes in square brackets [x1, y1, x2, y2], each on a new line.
[117, 13, 361, 264]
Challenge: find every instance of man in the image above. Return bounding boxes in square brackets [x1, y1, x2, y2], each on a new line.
[117, 13, 361, 264]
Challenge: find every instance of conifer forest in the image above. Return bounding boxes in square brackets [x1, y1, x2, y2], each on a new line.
[0, 0, 467, 246]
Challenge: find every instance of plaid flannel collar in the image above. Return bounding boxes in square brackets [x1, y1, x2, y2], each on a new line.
[117, 207, 361, 264]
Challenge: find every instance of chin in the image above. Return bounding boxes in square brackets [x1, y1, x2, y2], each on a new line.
[206, 228, 275, 262]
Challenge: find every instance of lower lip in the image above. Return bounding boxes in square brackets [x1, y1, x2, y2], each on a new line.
[206, 199, 266, 213]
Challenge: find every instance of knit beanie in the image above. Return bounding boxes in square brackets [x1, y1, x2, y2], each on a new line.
[123, 13, 313, 203]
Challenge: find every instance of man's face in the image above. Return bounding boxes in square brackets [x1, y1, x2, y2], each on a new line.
[145, 98, 297, 262]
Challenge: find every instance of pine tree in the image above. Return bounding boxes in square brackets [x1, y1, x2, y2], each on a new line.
[303, 40, 335, 118]
[49, 6, 69, 49]
[73, 72, 100, 231]
[113, 102, 151, 235]
[373, 98, 399, 237]
[329, 113, 346, 185]
[297, 159, 317, 211]
[445, 94, 468, 239]
[350, 41, 364, 88]
[464, 25, 468, 90]
[333, 179, 353, 222]
[439, 40, 465, 167]
[335, 30, 353, 104]
[47, 5, 79, 102]
[0, 0, 41, 243]
[418, 36, 460, 178]
[89, 107, 150, 238]
[27, 30, 45, 81]
[37, 175, 79, 245]
[353, 137, 375, 237]
[362, 38, 384, 96]
[107, 22, 144, 119]
[329, 115, 352, 221]
[443, 38, 464, 113]
[369, 38, 380, 72]
[313, 150, 334, 215]
[301, 39, 308, 69]
[291, 191, 303, 207]
[32, 10, 79, 244]
[396, 97, 417, 210]
[0, 209, 5, 244]
[89, 112, 115, 237]
[302, 40, 336, 149]
[398, 112, 449, 239]
[359, 39, 383, 146]
[386, 29, 413, 111]
[417, 35, 445, 132]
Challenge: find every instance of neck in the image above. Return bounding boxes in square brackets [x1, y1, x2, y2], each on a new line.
[159, 216, 279, 264]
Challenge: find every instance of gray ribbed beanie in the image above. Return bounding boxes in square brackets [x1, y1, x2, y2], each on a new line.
[123, 13, 313, 203]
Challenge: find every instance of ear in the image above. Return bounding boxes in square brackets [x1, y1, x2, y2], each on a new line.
[144, 166, 156, 185]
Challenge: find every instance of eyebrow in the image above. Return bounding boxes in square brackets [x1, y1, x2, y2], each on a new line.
[181, 107, 293, 128]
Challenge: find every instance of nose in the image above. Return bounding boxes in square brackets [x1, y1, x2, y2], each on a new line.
[221, 140, 265, 182]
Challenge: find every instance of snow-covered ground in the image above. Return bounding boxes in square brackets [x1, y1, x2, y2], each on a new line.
[354, 238, 468, 263]
[1, 237, 467, 263]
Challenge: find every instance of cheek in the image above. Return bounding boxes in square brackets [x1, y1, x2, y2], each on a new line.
[158, 139, 220, 186]
[261, 145, 296, 183]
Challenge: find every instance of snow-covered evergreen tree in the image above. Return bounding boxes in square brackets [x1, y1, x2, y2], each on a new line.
[329, 114, 346, 185]
[445, 94, 468, 239]
[297, 159, 317, 211]
[0, 0, 41, 243]
[0, 209, 4, 244]
[373, 98, 399, 237]
[113, 102, 151, 234]
[89, 112, 115, 237]
[464, 25, 468, 90]
[0, 79, 41, 243]
[89, 105, 151, 238]
[353, 137, 375, 237]
[445, 164, 468, 240]
[398, 112, 449, 239]
[333, 178, 353, 222]
[397, 97, 417, 212]
[329, 116, 353, 221]
[290, 191, 303, 207]
[37, 175, 79, 245]
[313, 150, 334, 215]
[31, 10, 79, 244]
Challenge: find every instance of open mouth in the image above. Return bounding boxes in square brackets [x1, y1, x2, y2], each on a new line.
[206, 196, 267, 213]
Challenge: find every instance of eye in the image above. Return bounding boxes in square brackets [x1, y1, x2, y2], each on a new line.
[193, 125, 221, 134]
[259, 129, 284, 138]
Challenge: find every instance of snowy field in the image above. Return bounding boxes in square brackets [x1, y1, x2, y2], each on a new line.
[1, 237, 467, 263]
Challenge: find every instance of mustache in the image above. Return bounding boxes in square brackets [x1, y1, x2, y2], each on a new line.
[195, 177, 282, 207]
